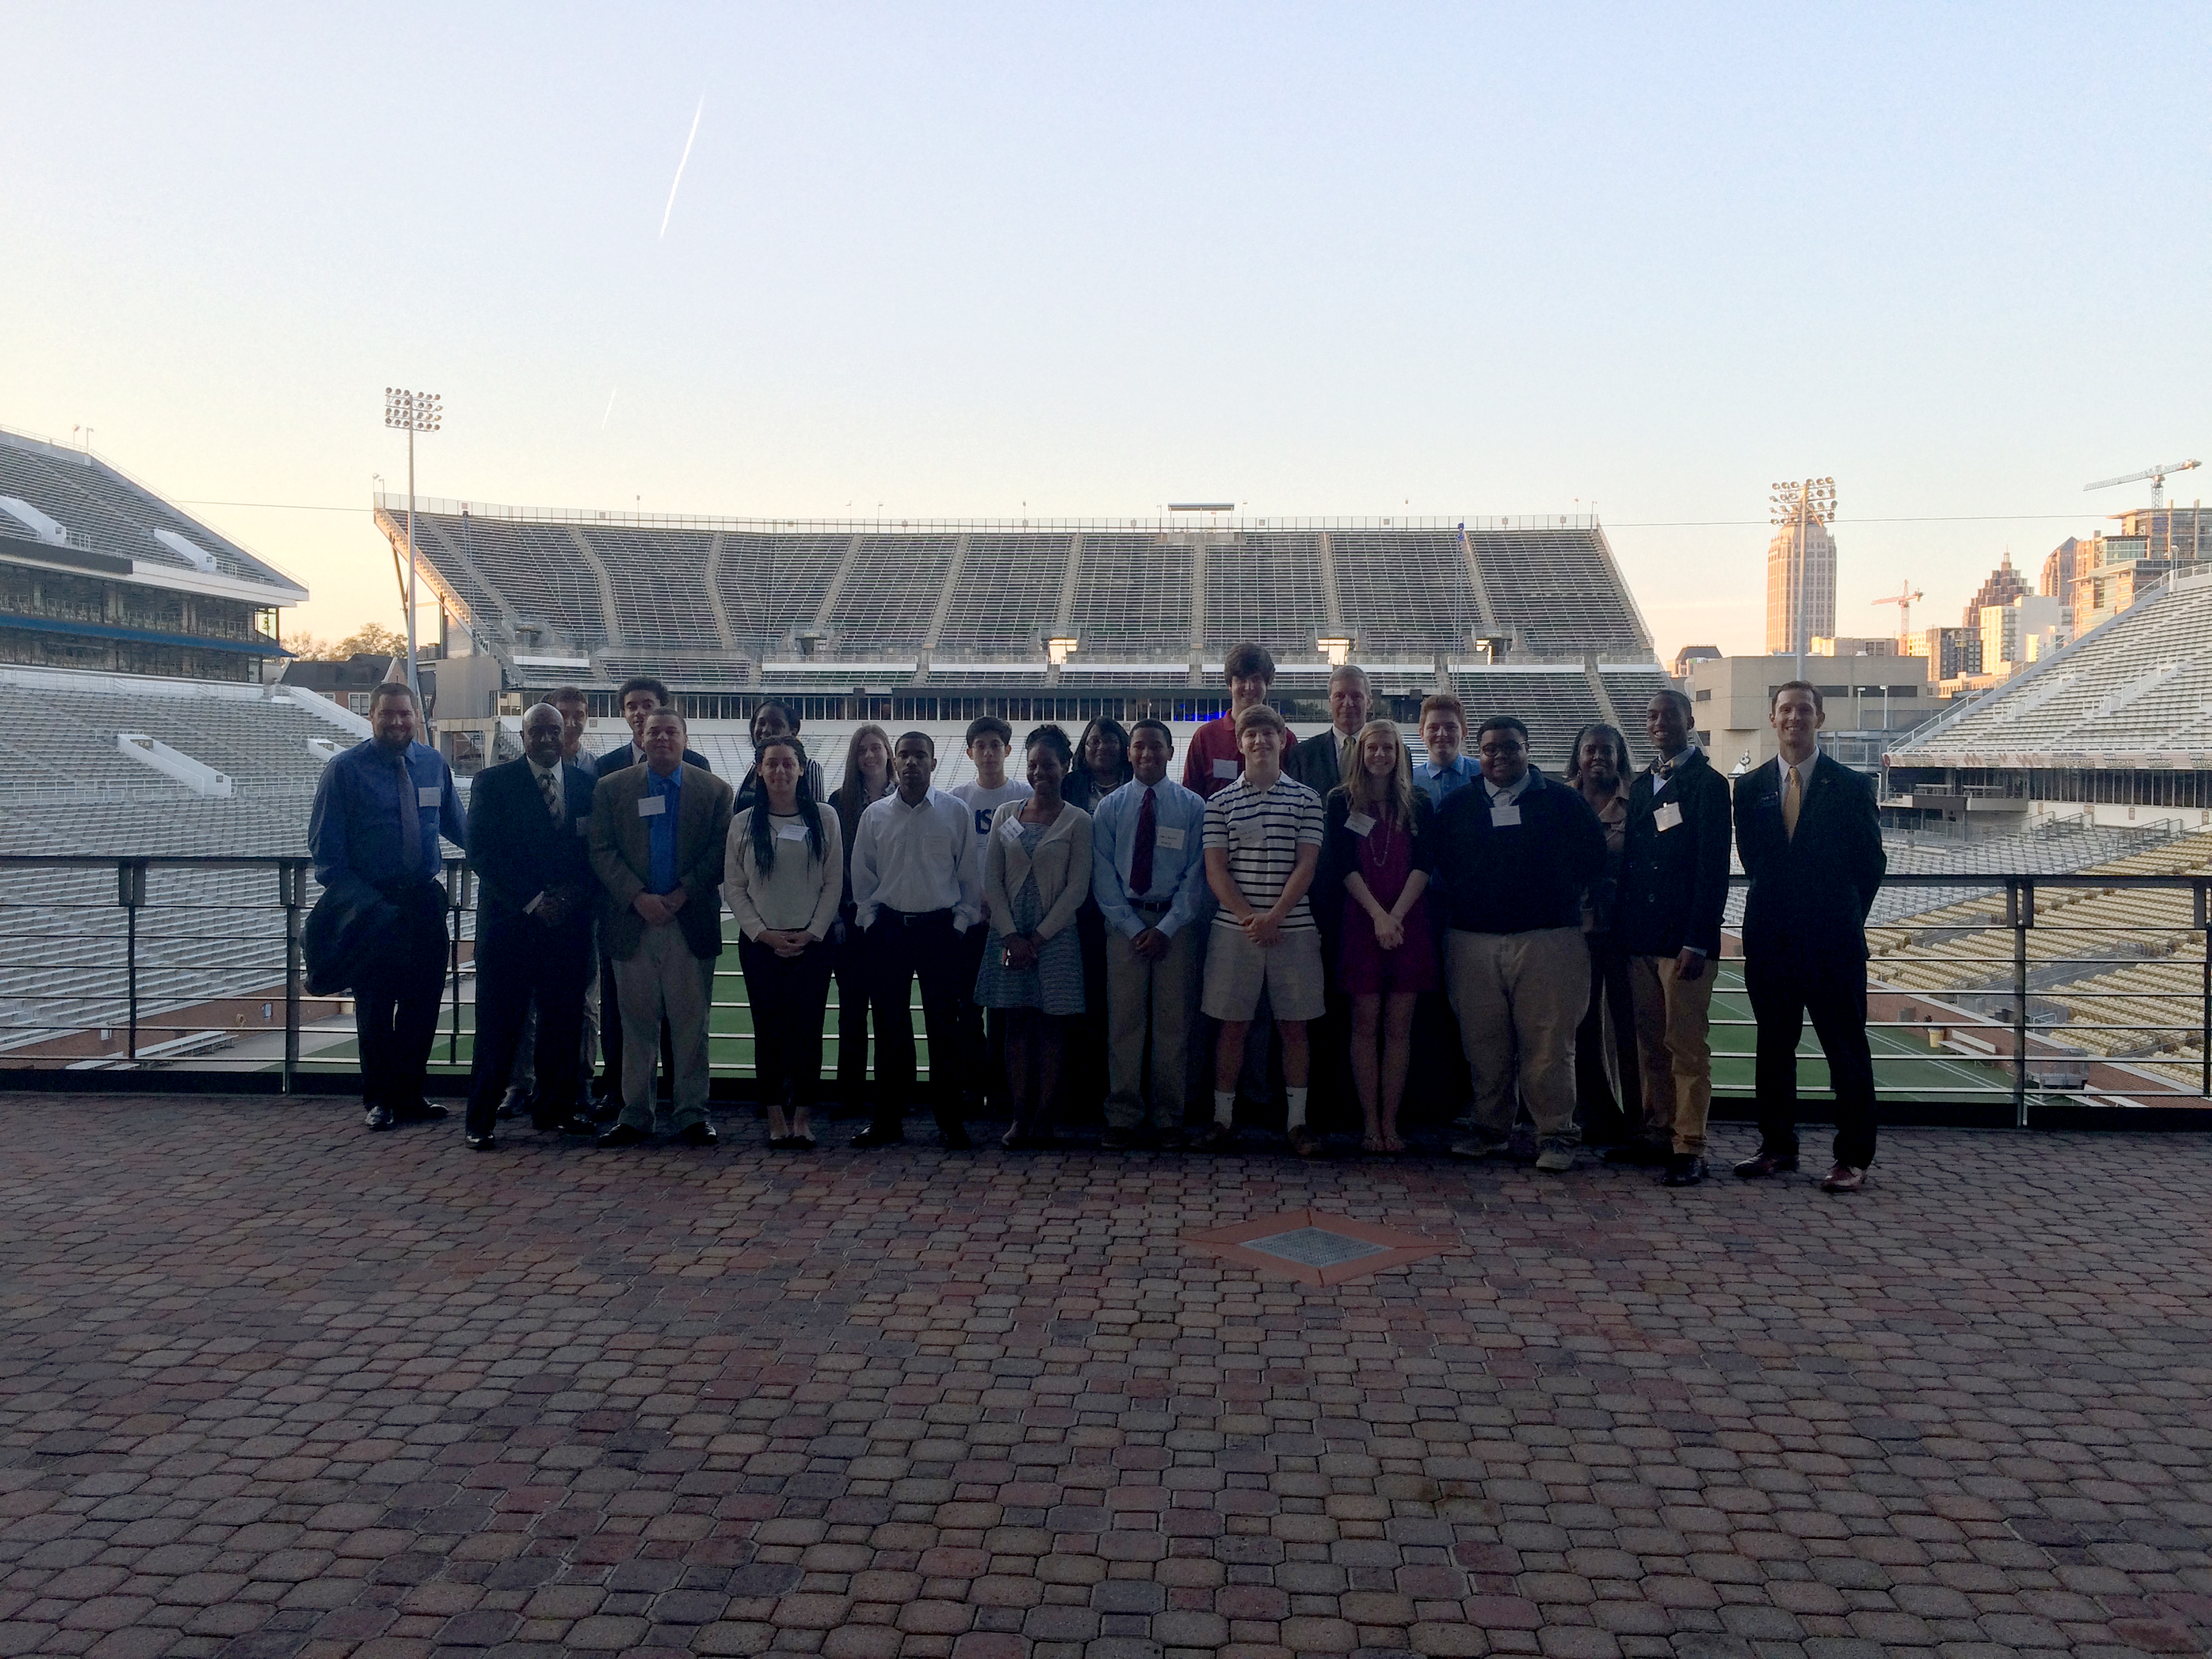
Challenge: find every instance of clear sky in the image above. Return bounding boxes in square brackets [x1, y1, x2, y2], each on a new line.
[5, 3, 2206, 661]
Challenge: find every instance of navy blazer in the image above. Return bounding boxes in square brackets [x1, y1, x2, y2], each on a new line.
[1732, 752, 1886, 964]
[467, 757, 600, 930]
[1617, 747, 1734, 959]
[592, 741, 711, 780]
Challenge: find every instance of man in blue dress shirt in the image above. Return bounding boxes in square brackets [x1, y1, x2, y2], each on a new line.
[308, 680, 467, 1131]
[1413, 693, 1479, 808]
[1091, 719, 1210, 1149]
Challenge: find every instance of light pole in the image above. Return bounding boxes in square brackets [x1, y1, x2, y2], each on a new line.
[1771, 476, 1837, 684]
[384, 388, 443, 701]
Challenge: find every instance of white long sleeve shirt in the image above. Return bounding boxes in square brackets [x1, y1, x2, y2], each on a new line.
[849, 785, 983, 932]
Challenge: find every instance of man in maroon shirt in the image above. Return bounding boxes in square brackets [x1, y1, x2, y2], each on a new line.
[1183, 641, 1298, 800]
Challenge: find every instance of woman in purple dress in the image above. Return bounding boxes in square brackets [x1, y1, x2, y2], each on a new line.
[1322, 720, 1438, 1153]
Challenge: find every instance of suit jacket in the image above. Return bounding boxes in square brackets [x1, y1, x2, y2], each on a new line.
[592, 741, 710, 780]
[588, 761, 737, 960]
[1284, 729, 1356, 801]
[1733, 752, 1886, 964]
[466, 757, 598, 935]
[983, 800, 1092, 943]
[1617, 747, 1733, 959]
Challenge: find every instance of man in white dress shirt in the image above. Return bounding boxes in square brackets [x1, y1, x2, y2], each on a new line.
[848, 731, 983, 1150]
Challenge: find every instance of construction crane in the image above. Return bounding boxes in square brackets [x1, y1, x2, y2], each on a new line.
[1872, 580, 1923, 640]
[2085, 458, 2200, 509]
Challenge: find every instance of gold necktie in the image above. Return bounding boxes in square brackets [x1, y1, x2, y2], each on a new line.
[1782, 763, 1801, 841]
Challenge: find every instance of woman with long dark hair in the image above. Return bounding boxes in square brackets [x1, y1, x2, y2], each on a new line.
[725, 735, 841, 1148]
[827, 723, 895, 1118]
[735, 701, 825, 810]
[1565, 720, 1639, 1149]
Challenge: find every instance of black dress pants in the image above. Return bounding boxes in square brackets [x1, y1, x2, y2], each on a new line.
[467, 914, 593, 1137]
[1746, 946, 1879, 1170]
[356, 884, 450, 1114]
[832, 914, 874, 1114]
[865, 910, 967, 1136]
[739, 936, 834, 1115]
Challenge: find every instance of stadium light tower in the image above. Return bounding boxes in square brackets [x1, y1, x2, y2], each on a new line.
[1771, 476, 1837, 684]
[384, 388, 443, 701]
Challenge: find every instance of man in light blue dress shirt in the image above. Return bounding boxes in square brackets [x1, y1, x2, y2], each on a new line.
[1091, 719, 1210, 1148]
[1414, 692, 1479, 808]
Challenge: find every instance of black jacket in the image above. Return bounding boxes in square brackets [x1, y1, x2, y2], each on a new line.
[466, 757, 599, 933]
[1733, 753, 1886, 964]
[1432, 769, 1605, 935]
[1616, 747, 1733, 958]
[1284, 729, 1355, 801]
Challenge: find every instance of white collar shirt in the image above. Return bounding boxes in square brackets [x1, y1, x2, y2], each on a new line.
[1486, 769, 1534, 808]
[849, 785, 983, 933]
[1650, 742, 1702, 796]
[1776, 751, 1817, 796]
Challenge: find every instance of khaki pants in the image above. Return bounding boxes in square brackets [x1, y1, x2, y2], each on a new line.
[1444, 926, 1588, 1147]
[1629, 954, 1717, 1154]
[615, 922, 714, 1133]
[1104, 923, 1199, 1130]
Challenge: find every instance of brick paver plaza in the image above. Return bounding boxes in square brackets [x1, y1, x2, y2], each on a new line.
[5, 1098, 2211, 1659]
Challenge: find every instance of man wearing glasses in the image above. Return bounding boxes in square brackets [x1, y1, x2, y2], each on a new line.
[1431, 716, 1606, 1172]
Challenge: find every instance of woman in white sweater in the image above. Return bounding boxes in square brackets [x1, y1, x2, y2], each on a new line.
[725, 735, 842, 1148]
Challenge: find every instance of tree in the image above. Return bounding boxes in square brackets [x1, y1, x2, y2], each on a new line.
[289, 623, 406, 661]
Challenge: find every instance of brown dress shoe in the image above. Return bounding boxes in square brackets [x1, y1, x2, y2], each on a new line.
[1732, 1150, 1799, 1179]
[1820, 1162, 1866, 1193]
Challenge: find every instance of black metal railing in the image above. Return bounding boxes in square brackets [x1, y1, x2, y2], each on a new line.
[0, 856, 2205, 1122]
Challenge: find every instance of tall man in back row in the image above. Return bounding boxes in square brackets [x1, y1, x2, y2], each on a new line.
[1732, 681, 1887, 1193]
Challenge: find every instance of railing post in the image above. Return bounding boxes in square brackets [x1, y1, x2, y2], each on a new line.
[280, 860, 305, 1095]
[2197, 880, 2209, 1103]
[117, 859, 146, 1061]
[447, 861, 470, 1068]
[2010, 876, 2032, 1129]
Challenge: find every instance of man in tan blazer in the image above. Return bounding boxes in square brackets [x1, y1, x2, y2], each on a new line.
[587, 708, 735, 1146]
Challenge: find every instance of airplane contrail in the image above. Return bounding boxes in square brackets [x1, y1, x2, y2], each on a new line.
[600, 388, 618, 430]
[659, 97, 704, 239]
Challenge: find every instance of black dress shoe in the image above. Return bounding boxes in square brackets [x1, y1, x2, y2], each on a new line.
[1732, 1150, 1799, 1179]
[596, 1123, 650, 1148]
[364, 1103, 395, 1132]
[939, 1124, 976, 1151]
[1662, 1153, 1706, 1187]
[678, 1122, 718, 1147]
[393, 1101, 449, 1123]
[851, 1124, 905, 1149]
[465, 1132, 497, 1151]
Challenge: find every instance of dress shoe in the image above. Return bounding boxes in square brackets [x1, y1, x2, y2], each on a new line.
[465, 1132, 497, 1152]
[1603, 1140, 1667, 1167]
[363, 1103, 395, 1132]
[851, 1124, 906, 1149]
[677, 1122, 717, 1147]
[497, 1086, 527, 1121]
[1662, 1153, 1706, 1187]
[595, 1123, 650, 1148]
[1288, 1125, 1324, 1160]
[1820, 1162, 1866, 1193]
[1191, 1122, 1236, 1153]
[1099, 1128, 1135, 1151]
[1732, 1150, 1799, 1179]
[939, 1124, 976, 1151]
[393, 1100, 449, 1123]
[556, 1115, 598, 1135]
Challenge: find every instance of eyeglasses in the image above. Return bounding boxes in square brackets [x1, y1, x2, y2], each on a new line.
[1478, 742, 1524, 757]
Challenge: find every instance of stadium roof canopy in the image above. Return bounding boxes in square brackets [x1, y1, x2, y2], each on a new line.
[1889, 569, 2212, 770]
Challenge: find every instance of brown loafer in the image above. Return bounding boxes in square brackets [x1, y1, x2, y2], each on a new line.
[1732, 1151, 1799, 1179]
[1819, 1162, 1866, 1193]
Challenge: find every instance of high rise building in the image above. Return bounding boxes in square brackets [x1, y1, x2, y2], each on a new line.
[2041, 538, 2079, 599]
[1765, 516, 1836, 655]
[1961, 552, 2030, 628]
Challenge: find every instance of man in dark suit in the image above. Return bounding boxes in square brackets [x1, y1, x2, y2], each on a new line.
[588, 708, 735, 1147]
[1732, 680, 1887, 1193]
[1610, 689, 1734, 1185]
[1283, 664, 1370, 1130]
[588, 675, 710, 1116]
[463, 702, 598, 1149]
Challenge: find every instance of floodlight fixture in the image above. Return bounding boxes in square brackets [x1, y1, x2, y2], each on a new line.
[383, 388, 446, 703]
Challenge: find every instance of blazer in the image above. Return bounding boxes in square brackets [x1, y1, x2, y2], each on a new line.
[592, 740, 711, 780]
[1284, 729, 1356, 800]
[983, 800, 1093, 943]
[1616, 747, 1733, 959]
[1733, 752, 1886, 964]
[466, 757, 598, 933]
[588, 761, 737, 961]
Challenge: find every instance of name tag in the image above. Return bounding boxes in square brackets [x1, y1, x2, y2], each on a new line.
[1654, 802, 1683, 833]
[638, 795, 666, 818]
[1155, 825, 1186, 851]
[1212, 758, 1238, 779]
[417, 785, 441, 807]
[1000, 817, 1026, 843]
[1345, 811, 1376, 837]
[1490, 804, 1522, 828]
[777, 822, 810, 842]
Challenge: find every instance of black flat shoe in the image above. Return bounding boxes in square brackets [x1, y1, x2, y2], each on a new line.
[851, 1125, 905, 1149]
[364, 1103, 394, 1132]
[596, 1123, 650, 1148]
[465, 1133, 497, 1152]
[677, 1122, 717, 1147]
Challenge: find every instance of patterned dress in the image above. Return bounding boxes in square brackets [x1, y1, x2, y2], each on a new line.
[973, 821, 1088, 1015]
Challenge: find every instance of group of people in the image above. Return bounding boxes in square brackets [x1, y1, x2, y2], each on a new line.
[305, 643, 1888, 1191]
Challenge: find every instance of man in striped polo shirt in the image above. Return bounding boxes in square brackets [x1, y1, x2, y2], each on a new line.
[1197, 702, 1328, 1156]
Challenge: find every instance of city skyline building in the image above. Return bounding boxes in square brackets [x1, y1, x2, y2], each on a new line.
[1764, 514, 1836, 656]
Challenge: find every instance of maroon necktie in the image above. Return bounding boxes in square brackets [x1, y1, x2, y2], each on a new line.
[1130, 786, 1157, 898]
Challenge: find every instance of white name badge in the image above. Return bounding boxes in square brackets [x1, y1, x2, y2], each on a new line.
[777, 822, 810, 841]
[1212, 758, 1238, 779]
[1155, 825, 1186, 851]
[1654, 801, 1683, 833]
[1490, 804, 1522, 828]
[1345, 811, 1376, 837]
[417, 785, 441, 807]
[1000, 817, 1027, 843]
[637, 795, 667, 817]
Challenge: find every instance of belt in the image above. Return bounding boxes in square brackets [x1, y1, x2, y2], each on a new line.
[1129, 897, 1174, 913]
[883, 906, 954, 926]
